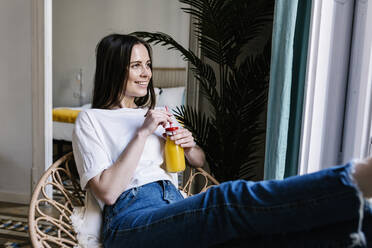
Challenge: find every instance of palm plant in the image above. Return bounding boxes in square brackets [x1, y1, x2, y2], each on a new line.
[132, 0, 274, 182]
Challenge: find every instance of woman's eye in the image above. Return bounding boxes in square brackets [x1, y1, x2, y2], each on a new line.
[131, 64, 140, 68]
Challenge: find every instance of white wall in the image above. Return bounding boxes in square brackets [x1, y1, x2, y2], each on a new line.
[0, 0, 32, 203]
[53, 0, 190, 107]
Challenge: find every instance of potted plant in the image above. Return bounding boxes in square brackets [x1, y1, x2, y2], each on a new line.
[133, 0, 274, 182]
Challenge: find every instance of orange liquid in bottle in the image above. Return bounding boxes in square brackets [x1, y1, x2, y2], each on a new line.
[164, 127, 186, 172]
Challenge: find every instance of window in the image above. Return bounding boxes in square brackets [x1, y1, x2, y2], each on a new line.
[299, 0, 372, 174]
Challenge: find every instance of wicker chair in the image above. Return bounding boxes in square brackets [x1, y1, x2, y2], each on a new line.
[29, 152, 219, 247]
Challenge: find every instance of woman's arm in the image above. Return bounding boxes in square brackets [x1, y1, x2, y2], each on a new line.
[170, 128, 205, 168]
[184, 145, 205, 168]
[88, 109, 172, 205]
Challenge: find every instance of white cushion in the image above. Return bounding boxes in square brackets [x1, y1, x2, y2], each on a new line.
[155, 87, 186, 111]
[70, 190, 103, 248]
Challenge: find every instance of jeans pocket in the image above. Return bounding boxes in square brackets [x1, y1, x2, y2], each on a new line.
[163, 181, 184, 203]
[113, 187, 139, 215]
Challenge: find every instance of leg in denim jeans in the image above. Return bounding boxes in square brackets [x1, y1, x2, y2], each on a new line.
[103, 163, 370, 248]
[213, 206, 372, 248]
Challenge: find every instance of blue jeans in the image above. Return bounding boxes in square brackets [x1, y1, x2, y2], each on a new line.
[103, 163, 372, 247]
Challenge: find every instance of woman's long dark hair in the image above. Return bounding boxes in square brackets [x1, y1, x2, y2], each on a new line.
[92, 34, 156, 109]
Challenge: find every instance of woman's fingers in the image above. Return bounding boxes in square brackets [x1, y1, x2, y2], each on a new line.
[144, 110, 195, 147]
[153, 109, 173, 119]
[177, 138, 196, 148]
[145, 109, 171, 117]
[170, 128, 196, 148]
[146, 110, 171, 124]
[141, 109, 173, 135]
[153, 111, 173, 127]
[149, 109, 173, 117]
[170, 128, 190, 140]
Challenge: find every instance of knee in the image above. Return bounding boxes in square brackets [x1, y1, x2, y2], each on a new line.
[223, 179, 250, 191]
[209, 179, 250, 199]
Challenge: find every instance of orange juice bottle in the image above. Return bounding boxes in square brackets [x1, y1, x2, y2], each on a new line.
[164, 126, 186, 172]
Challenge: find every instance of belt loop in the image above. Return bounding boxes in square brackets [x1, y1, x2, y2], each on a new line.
[131, 186, 138, 196]
[161, 180, 168, 200]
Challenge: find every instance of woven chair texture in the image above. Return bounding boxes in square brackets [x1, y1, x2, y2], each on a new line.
[29, 152, 219, 247]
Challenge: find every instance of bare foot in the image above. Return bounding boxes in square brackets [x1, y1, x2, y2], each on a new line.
[352, 157, 372, 198]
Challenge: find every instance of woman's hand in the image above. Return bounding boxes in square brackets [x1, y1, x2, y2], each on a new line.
[168, 128, 196, 150]
[139, 109, 173, 137]
[165, 127, 205, 167]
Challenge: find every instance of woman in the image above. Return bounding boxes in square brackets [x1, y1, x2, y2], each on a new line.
[72, 34, 372, 247]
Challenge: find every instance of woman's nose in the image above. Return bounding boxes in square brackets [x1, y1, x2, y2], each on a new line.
[141, 66, 152, 77]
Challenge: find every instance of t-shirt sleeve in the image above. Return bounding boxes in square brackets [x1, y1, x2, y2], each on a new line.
[72, 111, 111, 189]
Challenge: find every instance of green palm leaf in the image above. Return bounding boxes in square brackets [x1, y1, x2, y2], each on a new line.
[173, 105, 211, 148]
[180, 0, 274, 67]
[133, 0, 274, 182]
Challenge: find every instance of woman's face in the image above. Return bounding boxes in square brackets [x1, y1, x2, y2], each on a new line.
[124, 44, 152, 103]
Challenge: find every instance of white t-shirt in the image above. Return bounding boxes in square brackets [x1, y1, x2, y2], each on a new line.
[72, 107, 178, 209]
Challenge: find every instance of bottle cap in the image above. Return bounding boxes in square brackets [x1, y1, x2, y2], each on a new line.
[165, 126, 178, 136]
[165, 127, 178, 132]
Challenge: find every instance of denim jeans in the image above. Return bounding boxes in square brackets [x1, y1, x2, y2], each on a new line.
[102, 163, 372, 248]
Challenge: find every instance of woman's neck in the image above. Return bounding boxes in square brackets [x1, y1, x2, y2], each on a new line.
[117, 97, 137, 109]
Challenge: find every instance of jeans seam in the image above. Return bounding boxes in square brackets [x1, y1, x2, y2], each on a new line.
[113, 204, 237, 234]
